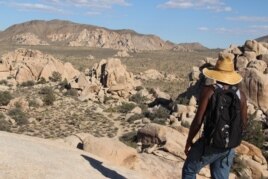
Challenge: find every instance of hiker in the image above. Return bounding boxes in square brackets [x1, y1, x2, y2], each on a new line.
[182, 53, 247, 179]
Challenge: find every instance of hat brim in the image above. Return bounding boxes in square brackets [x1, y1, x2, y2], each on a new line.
[203, 68, 242, 85]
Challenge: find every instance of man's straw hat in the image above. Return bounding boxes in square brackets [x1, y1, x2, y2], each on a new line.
[202, 52, 242, 85]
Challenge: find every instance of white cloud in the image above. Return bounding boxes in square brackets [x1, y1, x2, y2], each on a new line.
[215, 27, 233, 33]
[7, 0, 130, 14]
[198, 27, 209, 31]
[226, 16, 268, 23]
[158, 0, 232, 12]
[44, 0, 130, 9]
[85, 11, 101, 16]
[12, 2, 63, 12]
[202, 26, 268, 36]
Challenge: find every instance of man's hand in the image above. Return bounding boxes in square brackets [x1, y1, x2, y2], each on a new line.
[184, 140, 192, 156]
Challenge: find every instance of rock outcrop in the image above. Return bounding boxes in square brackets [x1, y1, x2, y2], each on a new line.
[0, 48, 80, 83]
[70, 58, 141, 100]
[12, 33, 49, 45]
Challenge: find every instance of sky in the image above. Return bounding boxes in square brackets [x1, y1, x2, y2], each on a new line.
[0, 0, 268, 48]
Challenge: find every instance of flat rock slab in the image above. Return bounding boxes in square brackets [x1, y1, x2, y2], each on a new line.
[0, 131, 142, 179]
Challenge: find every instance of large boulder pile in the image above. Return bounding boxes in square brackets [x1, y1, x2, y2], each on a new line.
[70, 58, 141, 100]
[235, 141, 268, 178]
[0, 48, 80, 84]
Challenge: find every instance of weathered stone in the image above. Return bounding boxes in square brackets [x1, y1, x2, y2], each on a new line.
[83, 134, 140, 169]
[137, 123, 187, 160]
[240, 68, 268, 112]
[190, 66, 200, 81]
[248, 60, 267, 73]
[235, 56, 248, 70]
[244, 51, 257, 61]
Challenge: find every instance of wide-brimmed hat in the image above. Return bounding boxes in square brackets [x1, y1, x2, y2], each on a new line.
[202, 52, 242, 85]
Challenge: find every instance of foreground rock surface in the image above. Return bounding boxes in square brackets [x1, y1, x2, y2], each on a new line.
[0, 131, 142, 179]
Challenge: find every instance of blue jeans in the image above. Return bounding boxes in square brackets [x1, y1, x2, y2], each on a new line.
[182, 138, 235, 179]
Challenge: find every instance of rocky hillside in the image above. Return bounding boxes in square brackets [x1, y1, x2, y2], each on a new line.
[0, 20, 174, 51]
[178, 42, 208, 51]
[0, 20, 210, 51]
[256, 35, 268, 43]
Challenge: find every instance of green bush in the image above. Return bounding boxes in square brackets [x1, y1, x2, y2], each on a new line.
[37, 77, 47, 84]
[59, 79, 70, 89]
[144, 106, 170, 122]
[117, 102, 136, 113]
[28, 99, 40, 107]
[64, 89, 78, 97]
[119, 131, 137, 148]
[20, 80, 35, 87]
[135, 86, 144, 91]
[129, 93, 147, 104]
[8, 108, 28, 125]
[103, 96, 114, 104]
[127, 114, 144, 123]
[243, 118, 264, 149]
[43, 92, 56, 105]
[39, 87, 53, 95]
[0, 91, 13, 106]
[0, 118, 10, 131]
[0, 80, 8, 85]
[39, 87, 56, 105]
[49, 71, 62, 82]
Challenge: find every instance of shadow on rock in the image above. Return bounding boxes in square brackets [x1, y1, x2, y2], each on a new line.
[81, 155, 127, 179]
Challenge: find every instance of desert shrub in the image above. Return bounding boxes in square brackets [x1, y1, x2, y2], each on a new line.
[129, 93, 147, 104]
[117, 102, 136, 113]
[119, 131, 137, 148]
[20, 80, 35, 87]
[39, 87, 53, 95]
[8, 108, 28, 125]
[49, 71, 62, 82]
[37, 77, 47, 84]
[59, 79, 71, 89]
[144, 106, 170, 122]
[43, 92, 56, 105]
[64, 89, 78, 97]
[28, 99, 40, 107]
[243, 118, 264, 149]
[152, 118, 166, 125]
[0, 118, 10, 131]
[0, 91, 13, 106]
[103, 96, 114, 104]
[14, 101, 22, 108]
[39, 87, 56, 105]
[127, 114, 144, 123]
[0, 80, 8, 85]
[104, 107, 117, 113]
[135, 86, 144, 91]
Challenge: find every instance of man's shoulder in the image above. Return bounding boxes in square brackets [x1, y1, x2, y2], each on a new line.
[201, 85, 215, 99]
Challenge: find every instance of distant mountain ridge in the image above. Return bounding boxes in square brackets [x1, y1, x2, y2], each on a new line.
[256, 35, 268, 43]
[0, 19, 208, 51]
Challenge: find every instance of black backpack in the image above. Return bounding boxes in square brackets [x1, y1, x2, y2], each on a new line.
[203, 84, 242, 149]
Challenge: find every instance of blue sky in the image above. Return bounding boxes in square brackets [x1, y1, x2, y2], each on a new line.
[0, 0, 268, 48]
